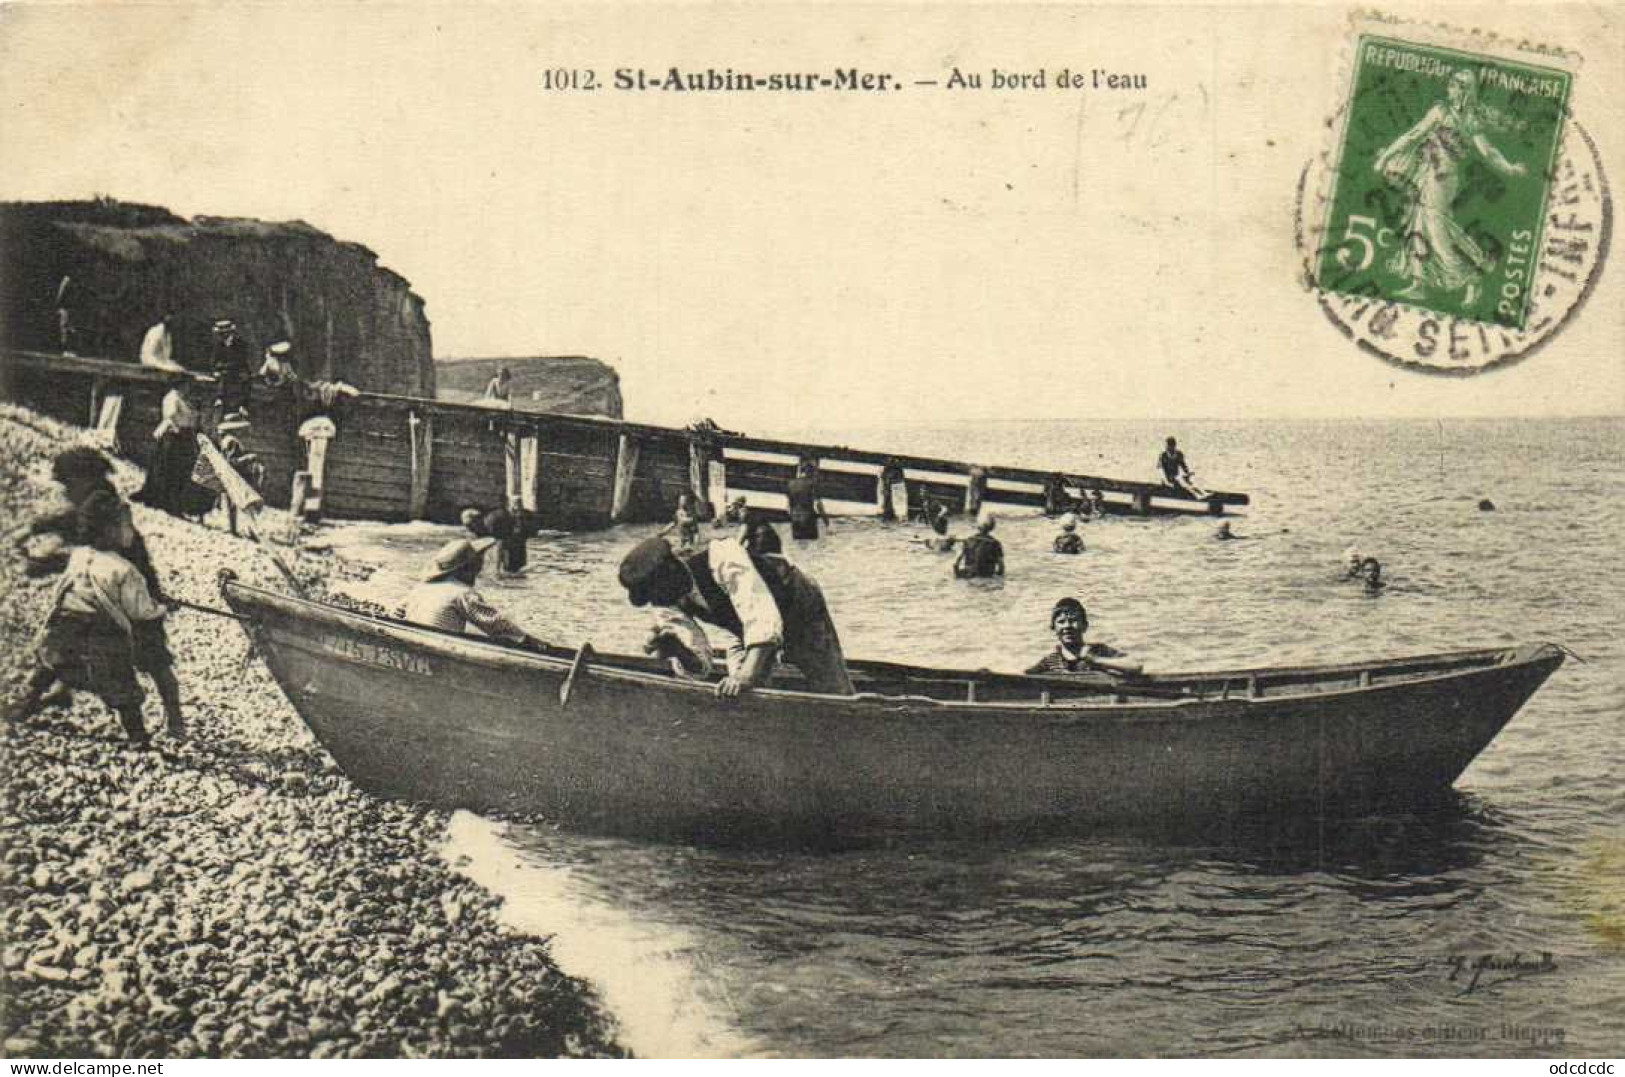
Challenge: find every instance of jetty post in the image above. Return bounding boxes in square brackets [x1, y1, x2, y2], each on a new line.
[519, 428, 541, 514]
[610, 433, 640, 523]
[964, 465, 988, 517]
[296, 415, 337, 519]
[407, 410, 433, 520]
[503, 429, 522, 514]
[878, 462, 906, 520]
[688, 435, 723, 516]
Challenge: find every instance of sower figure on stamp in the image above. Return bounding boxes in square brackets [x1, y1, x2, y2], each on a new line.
[619, 534, 854, 697]
[1373, 68, 1528, 307]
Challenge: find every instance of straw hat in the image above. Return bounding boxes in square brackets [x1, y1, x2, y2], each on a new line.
[421, 537, 496, 582]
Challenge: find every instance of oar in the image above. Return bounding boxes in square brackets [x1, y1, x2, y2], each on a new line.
[168, 597, 252, 623]
[558, 643, 596, 706]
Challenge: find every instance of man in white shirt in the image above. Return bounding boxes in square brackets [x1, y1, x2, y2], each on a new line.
[138, 312, 181, 371]
[618, 535, 853, 697]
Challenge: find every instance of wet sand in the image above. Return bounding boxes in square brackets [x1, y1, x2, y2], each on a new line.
[0, 405, 626, 1059]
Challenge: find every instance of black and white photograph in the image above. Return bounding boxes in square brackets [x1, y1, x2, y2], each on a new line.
[0, 1, 1620, 1062]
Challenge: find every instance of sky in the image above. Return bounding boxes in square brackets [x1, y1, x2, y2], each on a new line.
[1, 2, 1621, 431]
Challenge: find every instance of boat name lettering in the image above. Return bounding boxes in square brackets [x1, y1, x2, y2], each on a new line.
[320, 634, 433, 675]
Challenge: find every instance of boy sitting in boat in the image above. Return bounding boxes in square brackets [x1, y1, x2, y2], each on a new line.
[1026, 598, 1143, 677]
[619, 534, 853, 697]
[6, 491, 175, 747]
[402, 538, 545, 647]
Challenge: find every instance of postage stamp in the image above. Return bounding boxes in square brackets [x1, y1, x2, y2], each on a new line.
[1300, 16, 1608, 373]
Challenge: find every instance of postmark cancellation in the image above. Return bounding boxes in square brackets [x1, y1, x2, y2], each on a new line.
[1299, 14, 1608, 374]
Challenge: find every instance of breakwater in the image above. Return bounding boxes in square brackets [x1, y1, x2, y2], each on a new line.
[1, 350, 1248, 528]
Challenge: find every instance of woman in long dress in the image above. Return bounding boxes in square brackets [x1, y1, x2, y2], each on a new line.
[134, 380, 205, 517]
[1372, 69, 1528, 304]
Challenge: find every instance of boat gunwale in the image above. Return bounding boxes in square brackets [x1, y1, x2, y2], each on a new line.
[222, 579, 1561, 717]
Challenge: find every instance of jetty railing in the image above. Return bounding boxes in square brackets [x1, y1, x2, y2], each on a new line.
[1, 348, 1248, 529]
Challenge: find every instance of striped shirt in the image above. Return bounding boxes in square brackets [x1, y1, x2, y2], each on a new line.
[1026, 642, 1124, 675]
[402, 580, 527, 643]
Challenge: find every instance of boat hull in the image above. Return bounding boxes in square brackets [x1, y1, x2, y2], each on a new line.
[224, 583, 1562, 842]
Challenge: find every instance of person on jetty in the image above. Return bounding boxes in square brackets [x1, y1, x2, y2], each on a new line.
[786, 459, 829, 541]
[138, 312, 181, 371]
[618, 534, 854, 697]
[1026, 598, 1143, 677]
[1053, 515, 1085, 555]
[954, 512, 1004, 578]
[1360, 557, 1386, 594]
[6, 491, 177, 747]
[403, 538, 543, 646]
[54, 275, 80, 355]
[1158, 436, 1196, 493]
[211, 320, 254, 417]
[257, 340, 298, 387]
[11, 449, 185, 736]
[483, 366, 513, 406]
[133, 378, 207, 518]
[1088, 489, 1107, 517]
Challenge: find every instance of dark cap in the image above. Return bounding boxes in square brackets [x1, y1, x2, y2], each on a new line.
[1051, 596, 1087, 623]
[51, 446, 113, 484]
[77, 488, 127, 542]
[618, 537, 691, 607]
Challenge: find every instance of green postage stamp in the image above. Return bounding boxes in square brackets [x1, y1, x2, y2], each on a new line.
[1303, 17, 1606, 372]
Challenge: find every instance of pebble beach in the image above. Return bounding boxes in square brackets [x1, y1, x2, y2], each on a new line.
[0, 405, 626, 1059]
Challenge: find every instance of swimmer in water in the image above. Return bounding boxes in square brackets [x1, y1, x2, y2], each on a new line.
[1360, 557, 1386, 594]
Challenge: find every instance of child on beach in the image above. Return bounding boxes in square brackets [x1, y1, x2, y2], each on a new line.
[7, 490, 175, 747]
[12, 448, 185, 737]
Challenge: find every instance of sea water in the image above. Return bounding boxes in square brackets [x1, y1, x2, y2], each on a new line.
[325, 417, 1624, 1057]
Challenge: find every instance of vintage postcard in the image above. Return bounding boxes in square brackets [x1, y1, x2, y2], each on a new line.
[0, 0, 1620, 1062]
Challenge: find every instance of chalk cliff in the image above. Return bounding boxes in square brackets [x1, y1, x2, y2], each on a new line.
[436, 356, 623, 419]
[0, 199, 435, 395]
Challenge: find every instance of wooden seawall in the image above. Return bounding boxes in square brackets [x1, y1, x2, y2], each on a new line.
[1, 350, 1249, 528]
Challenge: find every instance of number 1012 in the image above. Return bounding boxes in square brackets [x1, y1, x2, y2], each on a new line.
[542, 68, 598, 91]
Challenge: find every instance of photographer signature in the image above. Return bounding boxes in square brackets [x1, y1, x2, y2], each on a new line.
[1445, 952, 1557, 995]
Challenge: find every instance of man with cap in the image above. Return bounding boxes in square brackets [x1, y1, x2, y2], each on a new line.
[258, 340, 299, 387]
[953, 511, 1004, 578]
[1026, 598, 1143, 677]
[211, 320, 254, 415]
[618, 533, 853, 697]
[212, 411, 263, 536]
[402, 537, 541, 646]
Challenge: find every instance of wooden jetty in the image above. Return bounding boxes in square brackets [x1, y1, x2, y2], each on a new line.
[1, 349, 1249, 529]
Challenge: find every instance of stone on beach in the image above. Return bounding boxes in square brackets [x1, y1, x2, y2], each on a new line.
[0, 405, 625, 1059]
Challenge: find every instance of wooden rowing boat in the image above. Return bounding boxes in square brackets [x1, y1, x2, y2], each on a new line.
[221, 579, 1563, 843]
